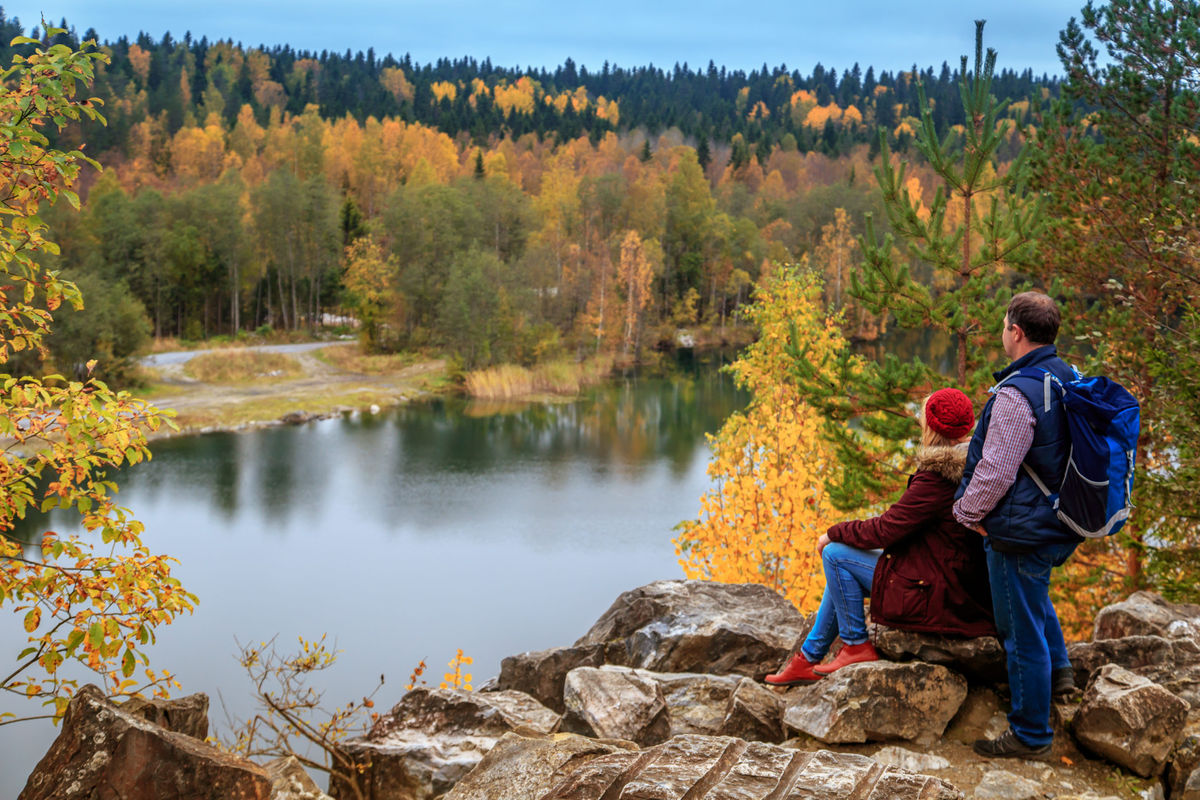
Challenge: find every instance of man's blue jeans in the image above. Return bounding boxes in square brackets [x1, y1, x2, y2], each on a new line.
[800, 542, 881, 663]
[985, 538, 1078, 746]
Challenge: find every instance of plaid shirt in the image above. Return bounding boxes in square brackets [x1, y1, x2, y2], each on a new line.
[953, 387, 1036, 527]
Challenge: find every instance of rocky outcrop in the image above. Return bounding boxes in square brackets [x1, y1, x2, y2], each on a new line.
[443, 733, 633, 800]
[265, 756, 333, 800]
[1072, 664, 1189, 777]
[1068, 635, 1200, 708]
[120, 691, 211, 739]
[20, 683, 271, 800]
[1093, 591, 1200, 641]
[782, 661, 968, 744]
[542, 735, 963, 800]
[573, 580, 806, 677]
[331, 687, 560, 800]
[871, 625, 1006, 683]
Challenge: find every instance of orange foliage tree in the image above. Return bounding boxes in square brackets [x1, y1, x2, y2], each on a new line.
[0, 29, 192, 723]
[675, 266, 848, 612]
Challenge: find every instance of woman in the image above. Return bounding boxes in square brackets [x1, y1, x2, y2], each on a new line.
[765, 387, 996, 686]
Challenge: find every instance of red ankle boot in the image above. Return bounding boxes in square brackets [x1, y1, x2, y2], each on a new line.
[812, 641, 878, 676]
[764, 652, 823, 686]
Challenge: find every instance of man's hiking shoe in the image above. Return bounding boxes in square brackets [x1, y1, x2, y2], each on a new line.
[973, 728, 1051, 759]
[764, 652, 823, 686]
[1051, 666, 1076, 698]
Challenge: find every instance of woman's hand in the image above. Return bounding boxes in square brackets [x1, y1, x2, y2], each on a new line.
[817, 533, 831, 553]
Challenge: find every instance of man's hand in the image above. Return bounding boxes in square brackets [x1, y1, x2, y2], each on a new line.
[970, 524, 987, 537]
[817, 533, 831, 553]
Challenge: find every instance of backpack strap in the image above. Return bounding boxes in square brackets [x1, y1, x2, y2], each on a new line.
[991, 366, 1073, 502]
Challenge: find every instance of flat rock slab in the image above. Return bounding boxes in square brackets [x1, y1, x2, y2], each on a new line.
[870, 745, 951, 773]
[573, 580, 806, 678]
[1093, 591, 1200, 641]
[1073, 664, 1189, 778]
[782, 661, 968, 744]
[541, 734, 963, 800]
[872, 625, 1006, 684]
[20, 684, 271, 800]
[332, 687, 561, 799]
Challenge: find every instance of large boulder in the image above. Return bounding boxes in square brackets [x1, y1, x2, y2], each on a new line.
[443, 733, 633, 800]
[539, 734, 963, 800]
[562, 666, 785, 744]
[1068, 635, 1200, 709]
[120, 691, 211, 740]
[20, 683, 271, 800]
[871, 625, 1006, 684]
[1093, 591, 1200, 641]
[573, 580, 806, 678]
[1072, 664, 1189, 777]
[331, 687, 560, 800]
[495, 644, 606, 713]
[562, 666, 670, 745]
[781, 661, 968, 744]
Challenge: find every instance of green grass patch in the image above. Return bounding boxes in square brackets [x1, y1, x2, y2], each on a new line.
[184, 350, 304, 383]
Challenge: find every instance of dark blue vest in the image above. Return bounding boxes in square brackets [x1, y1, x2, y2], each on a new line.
[955, 345, 1082, 551]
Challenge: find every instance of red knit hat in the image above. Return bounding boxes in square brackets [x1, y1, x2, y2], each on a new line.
[924, 388, 975, 439]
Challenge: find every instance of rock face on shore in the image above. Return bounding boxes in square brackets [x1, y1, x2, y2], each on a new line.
[24, 581, 1200, 800]
[20, 684, 272, 800]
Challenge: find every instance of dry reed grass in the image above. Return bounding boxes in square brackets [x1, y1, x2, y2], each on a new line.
[464, 357, 613, 400]
[315, 345, 416, 375]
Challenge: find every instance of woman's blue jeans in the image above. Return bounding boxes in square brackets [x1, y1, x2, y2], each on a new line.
[800, 542, 881, 663]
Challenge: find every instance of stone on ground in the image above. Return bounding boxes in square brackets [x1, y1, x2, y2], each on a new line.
[562, 666, 670, 745]
[443, 732, 633, 800]
[119, 691, 211, 739]
[972, 769, 1044, 800]
[265, 755, 332, 800]
[872, 625, 1006, 684]
[870, 745, 951, 773]
[494, 644, 605, 712]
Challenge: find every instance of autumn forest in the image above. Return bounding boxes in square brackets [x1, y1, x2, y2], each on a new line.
[1, 13, 1057, 381]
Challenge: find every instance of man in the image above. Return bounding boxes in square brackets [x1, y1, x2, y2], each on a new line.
[954, 291, 1082, 758]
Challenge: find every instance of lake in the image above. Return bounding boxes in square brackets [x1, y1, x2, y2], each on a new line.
[0, 352, 748, 794]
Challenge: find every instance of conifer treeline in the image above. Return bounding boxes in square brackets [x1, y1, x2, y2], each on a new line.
[2, 13, 1058, 158]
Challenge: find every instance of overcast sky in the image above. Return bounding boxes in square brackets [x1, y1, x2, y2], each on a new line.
[4, 1, 1087, 76]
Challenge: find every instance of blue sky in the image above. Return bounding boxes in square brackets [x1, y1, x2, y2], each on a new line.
[4, 1, 1087, 76]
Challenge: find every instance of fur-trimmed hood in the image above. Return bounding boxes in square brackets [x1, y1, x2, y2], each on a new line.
[915, 443, 969, 483]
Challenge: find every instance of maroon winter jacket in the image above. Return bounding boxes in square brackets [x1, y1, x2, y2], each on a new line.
[825, 445, 996, 638]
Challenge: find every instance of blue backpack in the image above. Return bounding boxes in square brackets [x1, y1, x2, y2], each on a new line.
[1009, 367, 1141, 538]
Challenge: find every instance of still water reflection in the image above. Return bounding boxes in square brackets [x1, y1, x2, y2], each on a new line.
[0, 354, 747, 793]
